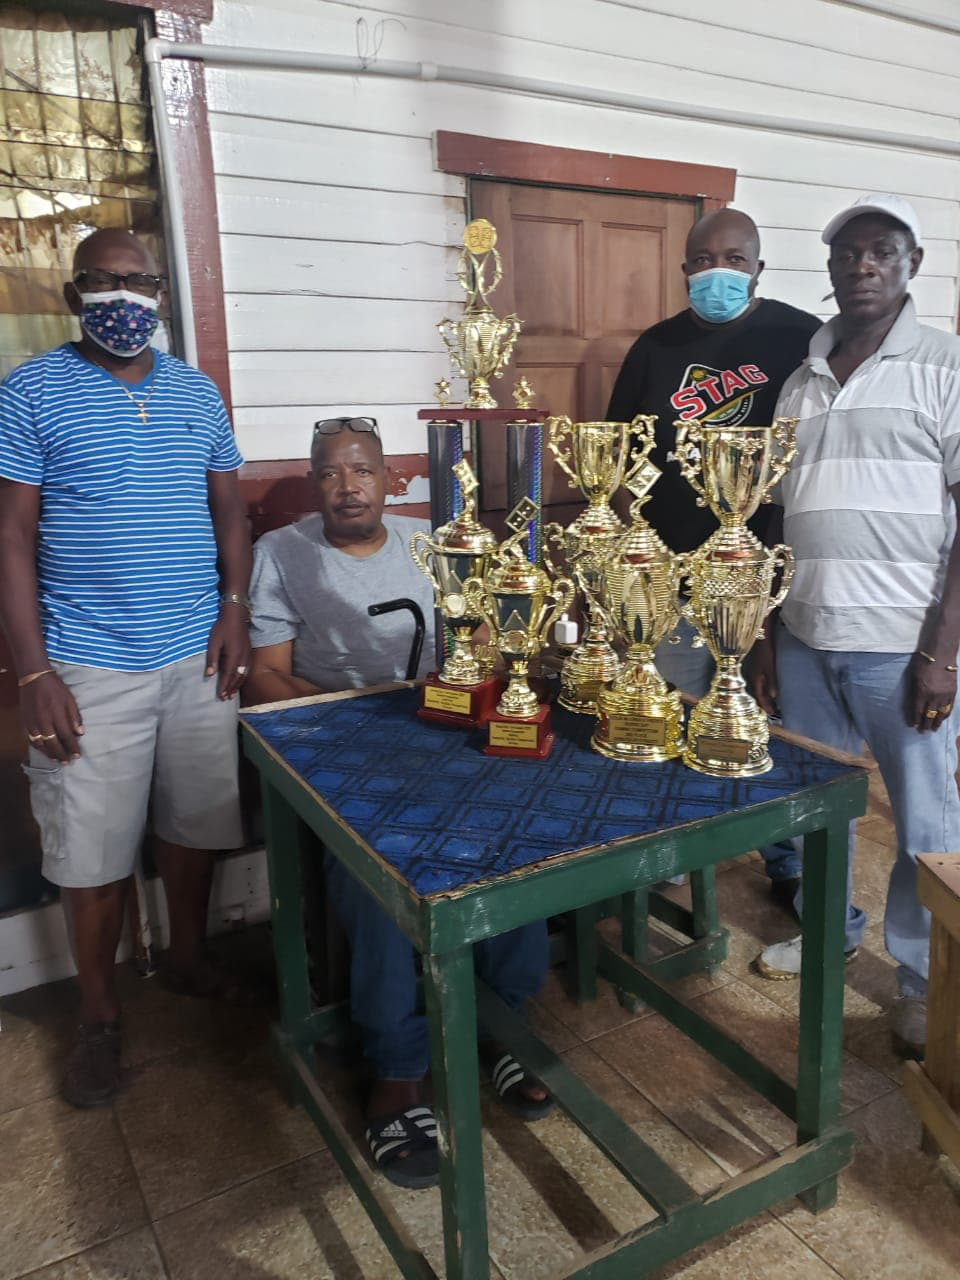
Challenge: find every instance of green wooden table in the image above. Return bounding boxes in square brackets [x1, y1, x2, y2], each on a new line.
[241, 684, 867, 1279]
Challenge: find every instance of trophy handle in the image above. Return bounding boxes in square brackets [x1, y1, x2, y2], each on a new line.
[623, 414, 658, 485]
[409, 531, 440, 603]
[664, 551, 688, 637]
[462, 575, 496, 641]
[761, 416, 799, 504]
[493, 313, 521, 380]
[437, 318, 466, 376]
[673, 420, 709, 508]
[546, 416, 580, 489]
[541, 522, 566, 579]
[541, 576, 576, 644]
[765, 545, 795, 619]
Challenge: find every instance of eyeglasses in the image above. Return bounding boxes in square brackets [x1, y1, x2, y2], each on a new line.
[74, 269, 166, 299]
[313, 417, 380, 437]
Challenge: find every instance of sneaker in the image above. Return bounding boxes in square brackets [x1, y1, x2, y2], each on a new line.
[62, 1022, 123, 1108]
[754, 935, 858, 981]
[891, 996, 926, 1059]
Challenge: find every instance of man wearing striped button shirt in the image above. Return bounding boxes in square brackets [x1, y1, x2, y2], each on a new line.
[749, 195, 960, 1056]
[0, 230, 252, 1106]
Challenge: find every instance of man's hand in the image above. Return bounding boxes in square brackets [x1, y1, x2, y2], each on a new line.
[20, 672, 83, 762]
[747, 633, 779, 717]
[205, 606, 252, 699]
[909, 654, 957, 733]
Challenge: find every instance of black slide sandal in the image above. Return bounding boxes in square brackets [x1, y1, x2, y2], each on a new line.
[365, 1105, 440, 1189]
[481, 1045, 554, 1121]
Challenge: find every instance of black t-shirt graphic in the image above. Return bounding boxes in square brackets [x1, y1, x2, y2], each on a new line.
[606, 299, 821, 552]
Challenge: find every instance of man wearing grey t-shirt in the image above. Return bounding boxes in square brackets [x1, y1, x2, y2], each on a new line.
[245, 420, 550, 1191]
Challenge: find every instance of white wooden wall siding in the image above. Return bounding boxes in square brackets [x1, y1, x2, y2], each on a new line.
[203, 0, 960, 471]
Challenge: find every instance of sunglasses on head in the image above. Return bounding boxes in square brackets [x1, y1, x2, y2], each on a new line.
[313, 416, 380, 437]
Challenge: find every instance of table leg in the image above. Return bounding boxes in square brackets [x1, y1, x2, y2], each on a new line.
[261, 781, 313, 1044]
[690, 866, 719, 940]
[796, 821, 848, 1213]
[567, 904, 598, 1003]
[423, 946, 489, 1280]
[621, 889, 649, 962]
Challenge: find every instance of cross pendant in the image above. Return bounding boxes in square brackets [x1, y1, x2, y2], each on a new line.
[138, 407, 149, 425]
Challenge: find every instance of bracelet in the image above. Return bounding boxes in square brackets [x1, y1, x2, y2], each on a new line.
[220, 592, 252, 613]
[17, 668, 54, 688]
[917, 650, 959, 672]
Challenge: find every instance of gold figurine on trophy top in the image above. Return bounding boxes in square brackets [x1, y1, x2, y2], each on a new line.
[512, 376, 535, 411]
[434, 378, 453, 408]
[437, 219, 521, 410]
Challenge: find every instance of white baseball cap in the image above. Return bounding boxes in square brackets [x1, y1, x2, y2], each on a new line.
[821, 193, 921, 246]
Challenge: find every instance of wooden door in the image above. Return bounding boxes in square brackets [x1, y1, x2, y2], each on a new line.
[469, 180, 696, 526]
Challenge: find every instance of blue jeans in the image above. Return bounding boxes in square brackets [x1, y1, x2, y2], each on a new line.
[761, 625, 960, 995]
[325, 854, 549, 1079]
[656, 616, 714, 698]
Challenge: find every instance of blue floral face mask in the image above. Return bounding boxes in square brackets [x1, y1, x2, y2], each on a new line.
[79, 290, 160, 356]
[687, 267, 753, 324]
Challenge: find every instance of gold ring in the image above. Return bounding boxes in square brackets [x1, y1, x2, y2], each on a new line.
[924, 709, 938, 718]
[39, 732, 57, 741]
[938, 704, 953, 714]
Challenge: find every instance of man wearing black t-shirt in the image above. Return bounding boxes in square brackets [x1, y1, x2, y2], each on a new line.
[607, 207, 819, 903]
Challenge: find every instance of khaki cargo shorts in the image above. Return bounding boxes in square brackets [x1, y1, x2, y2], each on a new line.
[23, 653, 244, 888]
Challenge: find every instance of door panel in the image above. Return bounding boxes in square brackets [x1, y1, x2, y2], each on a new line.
[469, 180, 697, 528]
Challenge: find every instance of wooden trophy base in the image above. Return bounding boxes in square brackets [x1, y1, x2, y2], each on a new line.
[483, 703, 554, 759]
[417, 673, 502, 729]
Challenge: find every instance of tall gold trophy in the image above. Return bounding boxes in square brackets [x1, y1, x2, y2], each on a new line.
[410, 460, 500, 728]
[466, 498, 574, 759]
[674, 419, 797, 776]
[591, 465, 687, 762]
[546, 415, 658, 714]
[438, 219, 521, 409]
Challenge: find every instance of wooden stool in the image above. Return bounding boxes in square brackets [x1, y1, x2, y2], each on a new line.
[903, 854, 960, 1166]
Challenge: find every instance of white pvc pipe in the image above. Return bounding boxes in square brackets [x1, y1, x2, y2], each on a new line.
[145, 35, 960, 368]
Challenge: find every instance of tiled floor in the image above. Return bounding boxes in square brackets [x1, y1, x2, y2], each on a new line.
[1, 779, 958, 1279]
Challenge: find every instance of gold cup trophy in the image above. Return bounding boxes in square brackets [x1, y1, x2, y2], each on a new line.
[545, 415, 658, 714]
[438, 219, 521, 410]
[674, 418, 798, 776]
[410, 459, 501, 728]
[590, 464, 687, 762]
[466, 498, 574, 759]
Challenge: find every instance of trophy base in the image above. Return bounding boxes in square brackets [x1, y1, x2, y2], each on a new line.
[418, 673, 502, 729]
[591, 688, 685, 763]
[483, 704, 554, 759]
[682, 696, 773, 777]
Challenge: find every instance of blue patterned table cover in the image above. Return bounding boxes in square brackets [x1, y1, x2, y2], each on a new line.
[243, 687, 857, 897]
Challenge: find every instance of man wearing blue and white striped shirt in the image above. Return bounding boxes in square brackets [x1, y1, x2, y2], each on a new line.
[0, 230, 252, 1106]
[748, 195, 960, 1056]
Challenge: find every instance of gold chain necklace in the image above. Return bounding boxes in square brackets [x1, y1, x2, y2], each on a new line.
[116, 376, 159, 425]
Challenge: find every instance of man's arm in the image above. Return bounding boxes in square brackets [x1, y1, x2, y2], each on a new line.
[910, 481, 960, 733]
[0, 479, 82, 760]
[206, 468, 253, 700]
[242, 641, 322, 705]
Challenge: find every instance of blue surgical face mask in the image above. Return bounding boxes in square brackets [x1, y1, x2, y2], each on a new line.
[687, 267, 752, 324]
